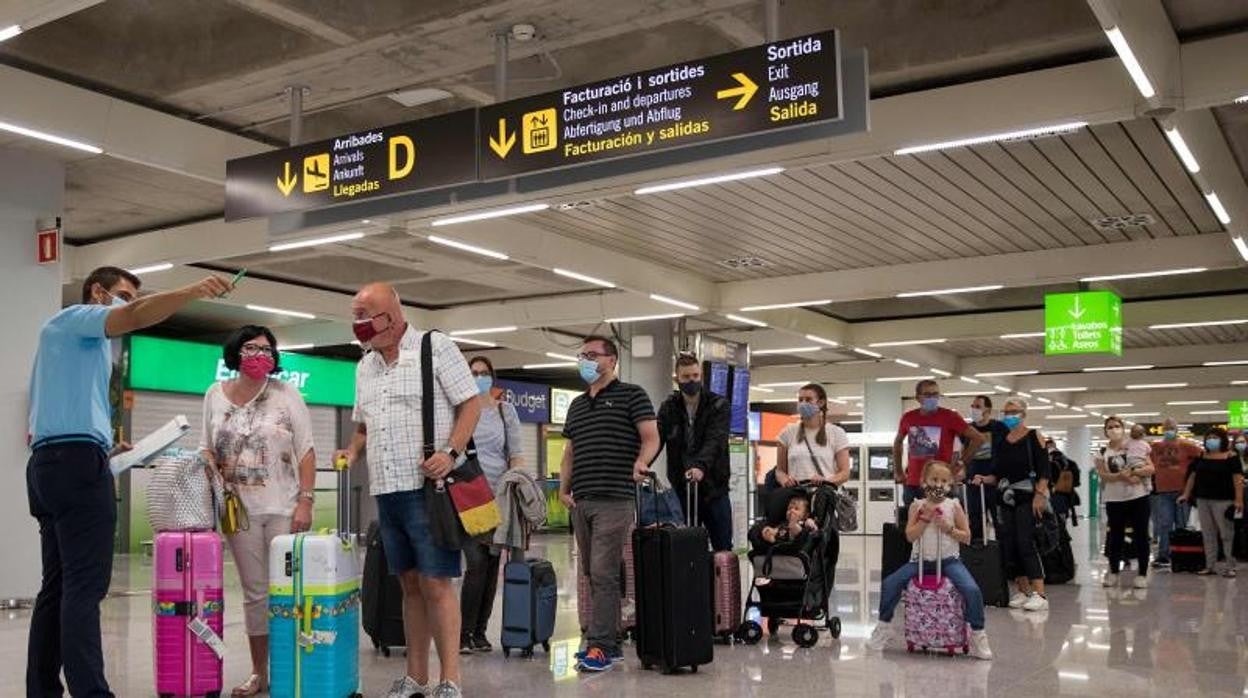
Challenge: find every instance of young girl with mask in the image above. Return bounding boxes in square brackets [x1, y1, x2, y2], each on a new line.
[1178, 427, 1244, 577]
[1097, 415, 1155, 589]
[867, 460, 992, 659]
[775, 383, 852, 488]
[985, 398, 1052, 611]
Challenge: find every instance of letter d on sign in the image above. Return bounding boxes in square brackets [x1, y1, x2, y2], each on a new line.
[389, 135, 415, 180]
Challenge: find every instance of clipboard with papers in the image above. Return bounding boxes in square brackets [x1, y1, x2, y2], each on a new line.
[109, 415, 192, 476]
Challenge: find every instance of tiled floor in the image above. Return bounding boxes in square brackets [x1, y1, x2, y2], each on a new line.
[3, 520, 1245, 697]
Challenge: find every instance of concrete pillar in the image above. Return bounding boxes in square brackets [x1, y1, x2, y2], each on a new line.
[0, 149, 65, 600]
[864, 380, 903, 435]
[617, 320, 674, 484]
[1066, 425, 1093, 518]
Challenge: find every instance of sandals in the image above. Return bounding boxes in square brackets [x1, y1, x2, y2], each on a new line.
[232, 674, 267, 696]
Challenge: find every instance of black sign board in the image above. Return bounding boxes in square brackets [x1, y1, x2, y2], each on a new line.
[478, 30, 840, 180]
[224, 110, 478, 221]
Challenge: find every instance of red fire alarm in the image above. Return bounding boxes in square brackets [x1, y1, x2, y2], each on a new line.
[37, 227, 59, 265]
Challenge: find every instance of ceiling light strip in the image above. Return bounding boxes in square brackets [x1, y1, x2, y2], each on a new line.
[1232, 236, 1248, 263]
[739, 299, 830, 311]
[1203, 359, 1248, 366]
[1163, 127, 1200, 173]
[1126, 383, 1188, 390]
[852, 347, 882, 358]
[0, 119, 103, 154]
[868, 338, 948, 347]
[650, 294, 701, 311]
[1149, 319, 1248, 330]
[607, 313, 685, 324]
[1000, 332, 1045, 339]
[1204, 191, 1231, 225]
[269, 231, 365, 252]
[451, 337, 497, 348]
[752, 346, 821, 356]
[896, 284, 1004, 298]
[430, 203, 549, 226]
[521, 362, 577, 369]
[634, 166, 785, 195]
[974, 370, 1038, 377]
[894, 122, 1087, 156]
[804, 334, 840, 347]
[724, 313, 767, 327]
[427, 235, 509, 260]
[0, 25, 21, 42]
[451, 326, 518, 336]
[1081, 365, 1154, 372]
[877, 375, 936, 383]
[127, 262, 174, 275]
[1105, 27, 1156, 98]
[553, 268, 615, 288]
[245, 304, 316, 320]
[1079, 267, 1205, 282]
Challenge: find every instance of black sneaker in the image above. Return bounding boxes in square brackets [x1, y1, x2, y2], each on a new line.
[459, 637, 474, 655]
[471, 634, 493, 653]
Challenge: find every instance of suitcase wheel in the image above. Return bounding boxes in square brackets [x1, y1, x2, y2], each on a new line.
[738, 620, 764, 645]
[691, 664, 699, 673]
[827, 617, 842, 639]
[661, 663, 675, 675]
[542, 641, 551, 652]
[503, 647, 511, 658]
[206, 693, 220, 698]
[946, 646, 955, 656]
[962, 644, 970, 655]
[793, 624, 818, 648]
[521, 647, 534, 659]
[906, 642, 915, 653]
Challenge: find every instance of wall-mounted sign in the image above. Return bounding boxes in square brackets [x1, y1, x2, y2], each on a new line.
[730, 366, 751, 435]
[225, 110, 478, 221]
[36, 227, 59, 265]
[550, 387, 582, 425]
[1044, 291, 1122, 355]
[127, 335, 356, 407]
[496, 379, 551, 424]
[1230, 400, 1248, 429]
[708, 362, 730, 397]
[478, 30, 841, 179]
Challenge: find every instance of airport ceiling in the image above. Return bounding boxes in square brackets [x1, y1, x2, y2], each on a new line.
[4, 0, 1248, 429]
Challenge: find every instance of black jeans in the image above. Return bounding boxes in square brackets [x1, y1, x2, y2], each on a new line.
[998, 502, 1044, 582]
[1106, 495, 1152, 576]
[26, 442, 116, 698]
[965, 482, 999, 543]
[459, 540, 502, 639]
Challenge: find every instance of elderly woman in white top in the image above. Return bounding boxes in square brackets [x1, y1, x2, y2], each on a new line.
[458, 355, 525, 654]
[200, 325, 316, 697]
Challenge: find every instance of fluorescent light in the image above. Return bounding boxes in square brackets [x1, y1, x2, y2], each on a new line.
[868, 338, 948, 347]
[551, 268, 615, 288]
[1234, 380, 1248, 386]
[1071, 406, 1086, 412]
[740, 299, 830, 311]
[1085, 403, 1133, 408]
[126, 262, 174, 275]
[749, 386, 776, 393]
[1163, 127, 1200, 173]
[1080, 267, 1205, 282]
[451, 337, 497, 348]
[836, 395, 864, 401]
[1203, 359, 1248, 366]
[521, 362, 576, 369]
[852, 348, 882, 358]
[1237, 94, 1248, 104]
[451, 326, 517, 336]
[1000, 332, 1045, 339]
[245, 304, 316, 320]
[634, 166, 785, 195]
[0, 119, 103, 154]
[545, 352, 578, 361]
[1167, 400, 1217, 406]
[1028, 405, 1054, 411]
[894, 359, 920, 368]
[894, 122, 1086, 156]
[877, 375, 936, 383]
[1055, 402, 1069, 408]
[1082, 365, 1154, 372]
[1036, 388, 1089, 394]
[931, 368, 952, 377]
[959, 376, 981, 384]
[1059, 669, 1091, 682]
[974, 370, 1039, 377]
[724, 313, 768, 327]
[0, 25, 21, 42]
[839, 420, 864, 426]
[269, 231, 365, 252]
[1119, 412, 1161, 417]
[1126, 383, 1188, 390]
[993, 385, 1012, 393]
[1036, 397, 1052, 403]
[757, 381, 808, 388]
[430, 203, 549, 226]
[1205, 192, 1231, 225]
[752, 346, 821, 356]
[945, 391, 991, 397]
[1018, 391, 1033, 398]
[1190, 409, 1230, 415]
[1233, 236, 1248, 262]
[280, 343, 315, 351]
[1105, 26, 1155, 98]
[427, 235, 509, 260]
[896, 284, 1004, 298]
[804, 334, 840, 347]
[606, 312, 684, 323]
[1149, 319, 1248, 330]
[650, 294, 701, 311]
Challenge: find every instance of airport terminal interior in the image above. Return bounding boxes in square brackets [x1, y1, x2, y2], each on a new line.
[1, 0, 1248, 696]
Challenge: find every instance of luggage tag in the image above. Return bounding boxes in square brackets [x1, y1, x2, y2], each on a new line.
[187, 617, 226, 660]
[298, 630, 338, 648]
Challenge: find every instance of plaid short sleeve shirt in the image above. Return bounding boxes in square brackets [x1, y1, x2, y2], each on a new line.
[353, 326, 478, 495]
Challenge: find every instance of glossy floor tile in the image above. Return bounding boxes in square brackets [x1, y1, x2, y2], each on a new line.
[2, 519, 1245, 697]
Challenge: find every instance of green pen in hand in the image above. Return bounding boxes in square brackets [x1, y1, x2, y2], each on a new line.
[222, 268, 247, 297]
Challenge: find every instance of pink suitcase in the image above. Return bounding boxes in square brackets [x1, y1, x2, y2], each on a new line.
[576, 527, 636, 636]
[153, 531, 225, 697]
[902, 537, 968, 655]
[712, 550, 742, 641]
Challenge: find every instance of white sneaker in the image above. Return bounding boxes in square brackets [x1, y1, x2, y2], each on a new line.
[1022, 593, 1049, 612]
[1008, 592, 1028, 608]
[866, 621, 896, 651]
[969, 630, 993, 660]
[1103, 573, 1120, 588]
[386, 676, 429, 698]
[432, 681, 462, 698]
[1132, 575, 1148, 589]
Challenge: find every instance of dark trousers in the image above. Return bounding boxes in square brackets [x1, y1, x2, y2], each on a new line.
[26, 442, 116, 698]
[459, 540, 502, 639]
[965, 483, 999, 543]
[1106, 495, 1152, 576]
[675, 487, 734, 552]
[998, 502, 1044, 582]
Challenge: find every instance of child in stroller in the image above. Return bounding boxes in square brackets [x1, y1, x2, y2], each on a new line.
[738, 483, 842, 648]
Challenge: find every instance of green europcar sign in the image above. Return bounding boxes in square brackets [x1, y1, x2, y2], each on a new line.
[1230, 400, 1248, 429]
[1044, 291, 1122, 356]
[128, 335, 356, 407]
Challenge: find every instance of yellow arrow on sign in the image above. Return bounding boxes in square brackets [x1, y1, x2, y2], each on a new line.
[276, 162, 298, 196]
[717, 72, 758, 111]
[489, 118, 516, 159]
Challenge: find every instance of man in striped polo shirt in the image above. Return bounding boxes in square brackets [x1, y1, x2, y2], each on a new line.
[558, 335, 659, 672]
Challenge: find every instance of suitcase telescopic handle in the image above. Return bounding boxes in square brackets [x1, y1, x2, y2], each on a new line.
[334, 454, 352, 542]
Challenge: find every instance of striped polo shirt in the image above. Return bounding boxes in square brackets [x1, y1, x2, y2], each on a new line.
[565, 379, 656, 501]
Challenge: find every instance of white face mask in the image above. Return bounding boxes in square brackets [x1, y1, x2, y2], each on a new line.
[1106, 427, 1124, 440]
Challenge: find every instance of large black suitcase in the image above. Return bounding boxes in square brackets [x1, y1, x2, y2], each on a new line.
[633, 476, 714, 674]
[881, 484, 912, 581]
[362, 521, 407, 656]
[1170, 528, 1205, 573]
[960, 487, 1010, 606]
[1041, 514, 1076, 584]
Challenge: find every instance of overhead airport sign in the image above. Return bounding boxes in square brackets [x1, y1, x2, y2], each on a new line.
[478, 30, 841, 179]
[224, 110, 477, 221]
[1230, 400, 1248, 429]
[1044, 291, 1122, 356]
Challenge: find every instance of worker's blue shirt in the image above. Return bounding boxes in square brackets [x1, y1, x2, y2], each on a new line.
[28, 304, 115, 448]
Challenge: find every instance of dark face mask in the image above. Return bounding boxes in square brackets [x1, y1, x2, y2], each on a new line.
[352, 312, 389, 343]
[679, 380, 702, 396]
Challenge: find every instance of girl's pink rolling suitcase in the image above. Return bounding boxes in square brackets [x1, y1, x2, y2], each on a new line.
[153, 531, 225, 697]
[902, 532, 968, 655]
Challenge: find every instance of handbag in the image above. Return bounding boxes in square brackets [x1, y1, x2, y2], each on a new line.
[220, 486, 249, 535]
[419, 331, 500, 549]
[637, 476, 684, 526]
[803, 433, 857, 532]
[146, 447, 223, 532]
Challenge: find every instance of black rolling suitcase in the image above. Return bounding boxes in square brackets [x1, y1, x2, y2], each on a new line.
[1170, 528, 1205, 573]
[633, 476, 714, 674]
[960, 486, 1010, 606]
[362, 521, 407, 656]
[881, 484, 913, 581]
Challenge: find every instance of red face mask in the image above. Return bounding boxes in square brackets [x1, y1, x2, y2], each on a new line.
[352, 313, 389, 343]
[240, 354, 275, 380]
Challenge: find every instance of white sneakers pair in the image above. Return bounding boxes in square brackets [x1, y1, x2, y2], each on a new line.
[386, 676, 462, 698]
[1007, 592, 1050, 612]
[1103, 572, 1149, 589]
[865, 621, 994, 660]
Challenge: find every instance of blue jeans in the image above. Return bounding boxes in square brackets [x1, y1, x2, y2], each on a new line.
[878, 557, 985, 631]
[1151, 491, 1191, 563]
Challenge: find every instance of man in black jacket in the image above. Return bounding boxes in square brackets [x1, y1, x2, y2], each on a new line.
[656, 353, 734, 551]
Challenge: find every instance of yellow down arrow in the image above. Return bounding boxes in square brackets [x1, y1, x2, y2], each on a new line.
[489, 118, 516, 159]
[276, 161, 298, 196]
[716, 72, 759, 111]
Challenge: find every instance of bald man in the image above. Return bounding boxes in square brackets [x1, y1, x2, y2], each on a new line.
[336, 283, 481, 698]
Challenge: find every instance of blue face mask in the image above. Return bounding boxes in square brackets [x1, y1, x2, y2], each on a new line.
[105, 291, 127, 307]
[1163, 430, 1177, 440]
[920, 397, 940, 413]
[475, 375, 493, 394]
[578, 358, 600, 384]
[1205, 438, 1222, 452]
[1002, 415, 1023, 430]
[1236, 442, 1247, 454]
[797, 402, 820, 420]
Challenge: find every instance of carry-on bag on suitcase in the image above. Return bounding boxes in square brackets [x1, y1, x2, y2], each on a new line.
[361, 521, 406, 657]
[1170, 528, 1205, 573]
[576, 525, 636, 638]
[501, 503, 557, 658]
[959, 486, 1009, 607]
[269, 460, 362, 698]
[882, 484, 914, 581]
[153, 530, 226, 698]
[712, 548, 742, 643]
[903, 529, 969, 655]
[633, 475, 715, 674]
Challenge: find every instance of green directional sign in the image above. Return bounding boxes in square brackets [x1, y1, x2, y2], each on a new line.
[1044, 291, 1122, 355]
[1230, 400, 1248, 429]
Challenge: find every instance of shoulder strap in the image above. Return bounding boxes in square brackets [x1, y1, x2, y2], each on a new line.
[421, 331, 436, 459]
[499, 403, 509, 461]
[802, 430, 828, 477]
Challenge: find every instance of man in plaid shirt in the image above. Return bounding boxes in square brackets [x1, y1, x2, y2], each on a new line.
[337, 282, 481, 698]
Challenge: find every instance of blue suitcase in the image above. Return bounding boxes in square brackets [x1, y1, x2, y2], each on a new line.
[500, 556, 557, 658]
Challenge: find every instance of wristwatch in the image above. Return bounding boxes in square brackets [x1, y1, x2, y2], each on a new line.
[441, 445, 461, 460]
[298, 490, 315, 502]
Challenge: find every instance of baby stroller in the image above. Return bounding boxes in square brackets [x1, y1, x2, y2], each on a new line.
[737, 483, 842, 648]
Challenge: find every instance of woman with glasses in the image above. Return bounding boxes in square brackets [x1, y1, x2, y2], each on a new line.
[1096, 415, 1155, 590]
[200, 325, 316, 696]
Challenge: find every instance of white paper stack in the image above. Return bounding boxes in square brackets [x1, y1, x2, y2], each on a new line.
[109, 415, 191, 476]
